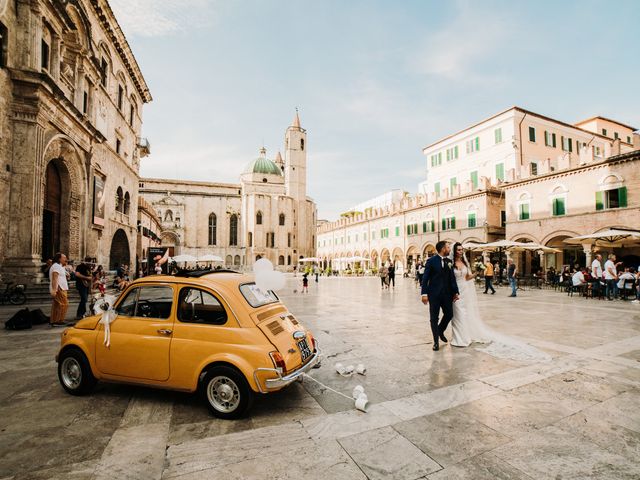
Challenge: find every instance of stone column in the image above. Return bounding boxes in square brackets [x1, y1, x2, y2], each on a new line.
[3, 117, 46, 283]
[583, 246, 592, 268]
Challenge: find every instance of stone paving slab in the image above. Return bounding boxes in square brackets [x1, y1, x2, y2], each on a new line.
[338, 426, 441, 479]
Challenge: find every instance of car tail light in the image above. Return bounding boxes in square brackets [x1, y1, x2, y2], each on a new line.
[308, 333, 317, 351]
[269, 351, 286, 374]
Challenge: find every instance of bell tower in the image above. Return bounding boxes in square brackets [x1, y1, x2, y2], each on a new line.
[284, 109, 310, 258]
[284, 109, 307, 201]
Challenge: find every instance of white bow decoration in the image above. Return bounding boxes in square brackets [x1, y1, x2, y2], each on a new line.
[93, 295, 118, 347]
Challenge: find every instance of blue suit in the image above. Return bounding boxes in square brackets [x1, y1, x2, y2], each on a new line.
[421, 255, 459, 344]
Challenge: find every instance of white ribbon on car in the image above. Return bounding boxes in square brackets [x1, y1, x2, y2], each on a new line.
[93, 295, 118, 347]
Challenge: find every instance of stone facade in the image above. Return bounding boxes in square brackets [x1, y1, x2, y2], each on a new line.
[139, 114, 317, 271]
[0, 0, 151, 283]
[318, 107, 638, 274]
[504, 149, 640, 273]
[317, 188, 505, 273]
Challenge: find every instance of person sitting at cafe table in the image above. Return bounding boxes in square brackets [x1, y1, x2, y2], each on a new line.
[571, 268, 587, 295]
[617, 267, 636, 297]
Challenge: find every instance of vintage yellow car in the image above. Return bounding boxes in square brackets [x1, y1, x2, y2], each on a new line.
[55, 270, 320, 418]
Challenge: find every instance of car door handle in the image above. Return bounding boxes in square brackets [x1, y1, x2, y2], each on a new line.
[157, 329, 172, 335]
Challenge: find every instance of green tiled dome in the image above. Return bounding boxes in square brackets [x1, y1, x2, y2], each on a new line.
[244, 156, 283, 176]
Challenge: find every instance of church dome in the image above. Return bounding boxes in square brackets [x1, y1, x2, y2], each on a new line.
[244, 148, 283, 176]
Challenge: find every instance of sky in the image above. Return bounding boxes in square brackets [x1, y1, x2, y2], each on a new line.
[110, 0, 639, 220]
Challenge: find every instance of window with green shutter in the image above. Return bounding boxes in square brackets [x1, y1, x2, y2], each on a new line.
[601, 187, 627, 209]
[450, 177, 457, 192]
[395, 226, 400, 237]
[434, 182, 440, 195]
[451, 216, 456, 229]
[438, 152, 442, 165]
[475, 137, 480, 151]
[619, 187, 627, 207]
[529, 126, 536, 142]
[470, 171, 478, 189]
[442, 218, 446, 231]
[552, 197, 565, 216]
[454, 145, 459, 159]
[496, 163, 505, 182]
[468, 213, 476, 228]
[494, 128, 502, 144]
[519, 203, 530, 220]
[422, 221, 427, 233]
[430, 220, 435, 232]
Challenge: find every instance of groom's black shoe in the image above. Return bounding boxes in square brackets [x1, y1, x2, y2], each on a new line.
[433, 343, 439, 351]
[439, 333, 448, 343]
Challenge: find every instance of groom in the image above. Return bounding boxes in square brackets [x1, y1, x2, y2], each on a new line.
[421, 241, 459, 351]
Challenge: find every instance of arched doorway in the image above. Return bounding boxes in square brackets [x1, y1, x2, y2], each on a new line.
[422, 243, 436, 259]
[406, 245, 418, 271]
[513, 237, 540, 276]
[545, 234, 584, 270]
[42, 161, 63, 261]
[381, 249, 390, 266]
[370, 250, 379, 268]
[109, 229, 130, 270]
[391, 247, 403, 271]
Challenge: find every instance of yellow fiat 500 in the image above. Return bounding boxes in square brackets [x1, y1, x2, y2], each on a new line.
[56, 271, 320, 419]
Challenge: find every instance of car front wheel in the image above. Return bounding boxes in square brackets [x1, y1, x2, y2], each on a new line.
[58, 348, 97, 395]
[201, 366, 253, 419]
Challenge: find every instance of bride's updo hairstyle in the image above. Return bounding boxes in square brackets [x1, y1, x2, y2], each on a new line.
[451, 242, 470, 270]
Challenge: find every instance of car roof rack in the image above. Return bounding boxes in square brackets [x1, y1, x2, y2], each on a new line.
[173, 269, 241, 278]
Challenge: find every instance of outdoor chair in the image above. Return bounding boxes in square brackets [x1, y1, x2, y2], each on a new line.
[621, 280, 636, 300]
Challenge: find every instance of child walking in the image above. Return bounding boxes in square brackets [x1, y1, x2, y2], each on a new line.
[302, 273, 309, 293]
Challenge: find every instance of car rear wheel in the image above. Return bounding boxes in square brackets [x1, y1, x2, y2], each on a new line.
[58, 349, 97, 395]
[201, 366, 253, 419]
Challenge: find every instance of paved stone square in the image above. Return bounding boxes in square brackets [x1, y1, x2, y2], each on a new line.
[0, 276, 639, 479]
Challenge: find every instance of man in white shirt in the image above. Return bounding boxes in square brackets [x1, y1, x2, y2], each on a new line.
[603, 254, 618, 300]
[590, 254, 603, 297]
[572, 269, 586, 295]
[617, 267, 635, 295]
[49, 252, 69, 326]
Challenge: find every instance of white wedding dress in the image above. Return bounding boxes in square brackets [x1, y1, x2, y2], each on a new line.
[450, 263, 551, 363]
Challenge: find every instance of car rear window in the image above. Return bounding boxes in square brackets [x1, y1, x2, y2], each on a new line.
[239, 283, 279, 308]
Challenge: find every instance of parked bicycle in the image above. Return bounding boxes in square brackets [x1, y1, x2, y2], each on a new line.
[0, 282, 27, 305]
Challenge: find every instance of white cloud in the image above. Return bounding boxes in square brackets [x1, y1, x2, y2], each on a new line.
[411, 0, 513, 84]
[110, 0, 218, 37]
[139, 142, 247, 184]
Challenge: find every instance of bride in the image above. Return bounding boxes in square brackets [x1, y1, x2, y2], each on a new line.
[449, 242, 550, 362]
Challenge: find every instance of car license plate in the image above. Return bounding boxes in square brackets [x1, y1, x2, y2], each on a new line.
[297, 339, 312, 362]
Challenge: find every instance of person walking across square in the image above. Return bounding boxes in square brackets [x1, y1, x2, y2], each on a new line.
[49, 252, 70, 327]
[483, 258, 496, 294]
[507, 259, 517, 297]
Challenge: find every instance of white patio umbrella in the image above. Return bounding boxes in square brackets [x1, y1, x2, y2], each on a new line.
[468, 240, 530, 251]
[298, 257, 320, 262]
[171, 254, 198, 263]
[564, 229, 640, 247]
[198, 254, 223, 262]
